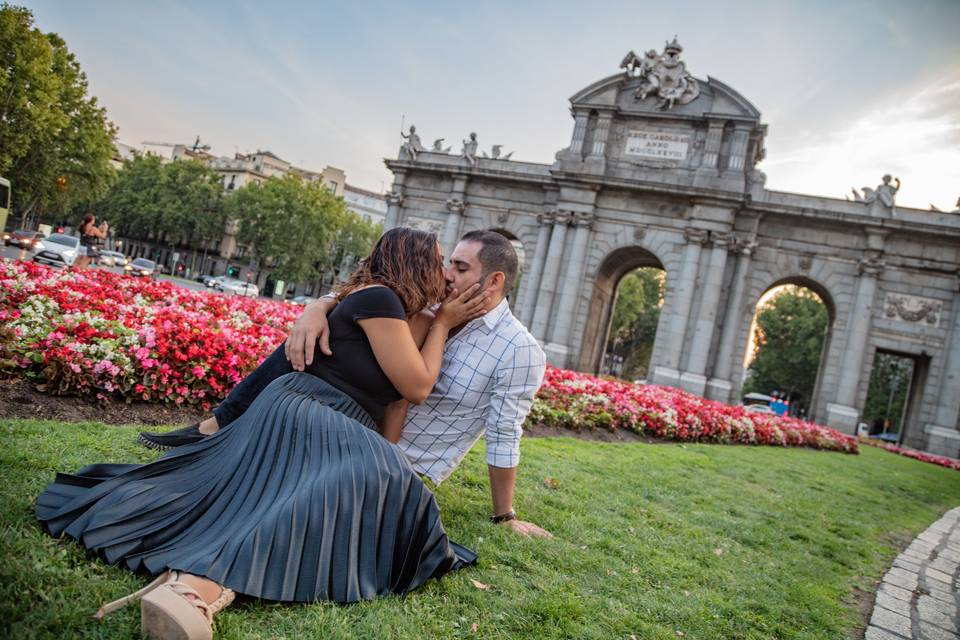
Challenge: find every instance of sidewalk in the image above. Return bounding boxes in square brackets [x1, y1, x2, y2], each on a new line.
[866, 507, 960, 639]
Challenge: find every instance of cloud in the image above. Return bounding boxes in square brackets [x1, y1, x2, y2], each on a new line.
[763, 77, 960, 210]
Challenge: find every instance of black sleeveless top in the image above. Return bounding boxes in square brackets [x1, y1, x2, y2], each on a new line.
[313, 286, 407, 421]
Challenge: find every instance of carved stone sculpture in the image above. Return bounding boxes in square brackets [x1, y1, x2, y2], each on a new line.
[461, 132, 479, 166]
[431, 138, 452, 153]
[400, 125, 426, 160]
[621, 37, 700, 110]
[481, 145, 514, 161]
[850, 174, 900, 212]
[883, 293, 942, 327]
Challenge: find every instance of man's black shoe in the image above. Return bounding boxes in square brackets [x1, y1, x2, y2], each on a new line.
[137, 423, 208, 451]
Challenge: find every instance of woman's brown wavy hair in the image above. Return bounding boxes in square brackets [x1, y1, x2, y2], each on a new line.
[335, 227, 446, 315]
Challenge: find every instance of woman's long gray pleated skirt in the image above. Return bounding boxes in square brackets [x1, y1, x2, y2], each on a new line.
[35, 372, 476, 603]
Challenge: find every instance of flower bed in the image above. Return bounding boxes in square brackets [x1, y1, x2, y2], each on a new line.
[530, 366, 859, 453]
[3, 259, 857, 453]
[859, 437, 960, 471]
[0, 260, 298, 410]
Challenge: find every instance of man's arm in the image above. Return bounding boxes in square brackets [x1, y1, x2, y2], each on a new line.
[485, 343, 551, 538]
[285, 296, 338, 370]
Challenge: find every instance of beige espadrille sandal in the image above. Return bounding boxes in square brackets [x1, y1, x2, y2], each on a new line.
[94, 570, 235, 640]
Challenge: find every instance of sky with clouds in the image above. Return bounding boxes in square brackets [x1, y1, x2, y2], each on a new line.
[23, 0, 960, 210]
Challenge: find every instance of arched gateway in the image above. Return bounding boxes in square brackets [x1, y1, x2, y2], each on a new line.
[381, 40, 960, 457]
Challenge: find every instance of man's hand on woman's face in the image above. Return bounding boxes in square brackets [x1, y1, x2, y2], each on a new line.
[284, 298, 336, 371]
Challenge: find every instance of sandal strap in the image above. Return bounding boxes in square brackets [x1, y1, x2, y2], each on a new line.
[205, 587, 236, 617]
[94, 570, 172, 620]
[166, 582, 211, 620]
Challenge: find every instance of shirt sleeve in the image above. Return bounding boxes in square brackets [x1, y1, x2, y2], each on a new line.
[345, 287, 407, 322]
[484, 340, 547, 468]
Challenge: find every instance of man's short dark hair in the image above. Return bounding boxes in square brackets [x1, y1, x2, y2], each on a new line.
[460, 229, 519, 293]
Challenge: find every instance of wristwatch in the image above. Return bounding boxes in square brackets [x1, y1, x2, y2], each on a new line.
[490, 509, 517, 524]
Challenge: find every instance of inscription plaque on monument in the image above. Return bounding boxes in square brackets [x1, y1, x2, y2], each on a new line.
[624, 129, 690, 161]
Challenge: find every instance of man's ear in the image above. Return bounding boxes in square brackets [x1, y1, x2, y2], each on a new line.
[487, 271, 506, 295]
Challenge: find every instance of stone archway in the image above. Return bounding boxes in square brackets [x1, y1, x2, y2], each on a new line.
[739, 276, 837, 418]
[577, 245, 667, 373]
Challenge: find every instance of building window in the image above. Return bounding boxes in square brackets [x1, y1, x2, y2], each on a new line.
[329, 181, 338, 192]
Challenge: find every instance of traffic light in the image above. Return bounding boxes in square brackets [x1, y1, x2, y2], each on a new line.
[227, 266, 238, 277]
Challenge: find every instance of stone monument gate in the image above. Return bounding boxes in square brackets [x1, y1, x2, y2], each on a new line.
[382, 40, 960, 457]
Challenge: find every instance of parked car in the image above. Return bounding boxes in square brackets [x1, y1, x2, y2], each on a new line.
[207, 275, 230, 289]
[195, 274, 219, 287]
[7, 229, 44, 249]
[744, 404, 775, 415]
[285, 295, 317, 305]
[97, 250, 128, 267]
[32, 233, 81, 267]
[217, 278, 259, 297]
[124, 257, 158, 277]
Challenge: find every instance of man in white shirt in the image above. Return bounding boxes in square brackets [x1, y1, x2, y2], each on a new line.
[140, 230, 551, 538]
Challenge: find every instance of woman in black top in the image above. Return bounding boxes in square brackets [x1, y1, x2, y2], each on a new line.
[75, 213, 107, 269]
[35, 228, 488, 639]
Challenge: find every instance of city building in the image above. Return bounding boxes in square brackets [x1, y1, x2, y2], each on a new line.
[343, 183, 387, 226]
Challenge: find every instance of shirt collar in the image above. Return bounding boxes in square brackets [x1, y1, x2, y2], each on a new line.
[467, 298, 510, 333]
[477, 297, 510, 331]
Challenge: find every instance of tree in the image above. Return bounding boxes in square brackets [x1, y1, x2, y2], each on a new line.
[228, 174, 361, 284]
[606, 268, 664, 379]
[0, 5, 116, 221]
[330, 213, 382, 277]
[96, 155, 225, 257]
[742, 287, 829, 408]
[861, 352, 913, 433]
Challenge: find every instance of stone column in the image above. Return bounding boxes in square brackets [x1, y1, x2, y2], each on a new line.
[519, 212, 554, 327]
[383, 169, 407, 230]
[826, 256, 884, 433]
[530, 212, 571, 342]
[724, 125, 751, 173]
[650, 227, 707, 388]
[707, 237, 756, 402]
[680, 232, 733, 397]
[588, 113, 613, 157]
[700, 122, 725, 170]
[568, 111, 590, 157]
[924, 279, 960, 457]
[442, 197, 465, 257]
[549, 211, 595, 349]
[384, 193, 404, 230]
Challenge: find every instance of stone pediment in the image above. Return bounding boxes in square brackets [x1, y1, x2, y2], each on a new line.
[556, 40, 767, 194]
[568, 73, 761, 122]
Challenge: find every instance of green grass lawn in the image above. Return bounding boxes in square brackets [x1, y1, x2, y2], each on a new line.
[1, 419, 958, 640]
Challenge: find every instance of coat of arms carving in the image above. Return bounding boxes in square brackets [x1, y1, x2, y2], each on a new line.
[621, 37, 700, 111]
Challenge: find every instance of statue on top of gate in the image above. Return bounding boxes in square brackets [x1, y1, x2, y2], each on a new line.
[621, 37, 701, 111]
[849, 174, 900, 216]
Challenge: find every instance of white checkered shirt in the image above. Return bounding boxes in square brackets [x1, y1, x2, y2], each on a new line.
[396, 298, 546, 483]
